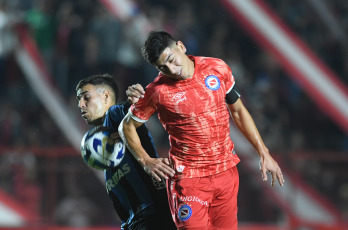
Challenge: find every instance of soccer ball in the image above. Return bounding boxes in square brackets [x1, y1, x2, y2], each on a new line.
[81, 127, 126, 170]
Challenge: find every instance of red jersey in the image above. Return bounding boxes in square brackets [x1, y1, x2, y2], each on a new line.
[130, 56, 240, 179]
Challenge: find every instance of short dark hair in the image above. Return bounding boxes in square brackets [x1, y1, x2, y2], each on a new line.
[76, 74, 119, 102]
[142, 31, 176, 64]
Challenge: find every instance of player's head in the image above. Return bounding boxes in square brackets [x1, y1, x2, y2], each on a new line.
[142, 31, 194, 80]
[76, 74, 119, 125]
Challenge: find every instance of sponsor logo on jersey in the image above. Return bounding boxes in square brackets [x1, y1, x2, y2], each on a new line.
[177, 165, 185, 172]
[180, 196, 208, 206]
[105, 164, 131, 190]
[178, 204, 192, 221]
[205, 75, 220, 90]
[173, 92, 187, 104]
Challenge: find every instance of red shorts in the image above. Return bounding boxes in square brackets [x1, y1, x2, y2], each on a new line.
[167, 166, 239, 230]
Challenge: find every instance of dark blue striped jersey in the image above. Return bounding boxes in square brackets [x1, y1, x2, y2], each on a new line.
[103, 102, 175, 230]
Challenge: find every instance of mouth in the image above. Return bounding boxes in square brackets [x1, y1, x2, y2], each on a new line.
[81, 111, 87, 119]
[177, 69, 182, 77]
[170, 69, 182, 79]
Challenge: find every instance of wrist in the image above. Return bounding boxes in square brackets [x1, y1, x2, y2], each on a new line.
[138, 154, 151, 166]
[258, 148, 269, 158]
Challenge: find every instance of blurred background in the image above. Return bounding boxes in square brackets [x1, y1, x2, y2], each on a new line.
[0, 0, 347, 229]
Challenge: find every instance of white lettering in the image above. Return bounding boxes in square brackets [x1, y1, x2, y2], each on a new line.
[179, 196, 208, 206]
[105, 164, 131, 189]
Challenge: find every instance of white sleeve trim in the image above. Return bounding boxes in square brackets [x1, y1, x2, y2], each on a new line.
[226, 81, 235, 94]
[129, 107, 148, 123]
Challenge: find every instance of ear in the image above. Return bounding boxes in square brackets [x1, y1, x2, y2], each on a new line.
[176, 41, 187, 53]
[103, 90, 110, 104]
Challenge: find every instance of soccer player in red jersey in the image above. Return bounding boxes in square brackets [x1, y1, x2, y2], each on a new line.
[120, 31, 284, 229]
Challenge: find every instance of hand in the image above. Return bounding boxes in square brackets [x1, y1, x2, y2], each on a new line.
[259, 154, 284, 187]
[126, 83, 145, 104]
[143, 157, 175, 181]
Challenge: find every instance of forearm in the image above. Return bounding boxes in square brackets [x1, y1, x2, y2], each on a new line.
[229, 104, 269, 157]
[228, 100, 284, 186]
[119, 114, 150, 165]
[119, 112, 175, 180]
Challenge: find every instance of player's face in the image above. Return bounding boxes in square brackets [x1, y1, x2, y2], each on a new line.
[154, 41, 194, 80]
[77, 84, 107, 125]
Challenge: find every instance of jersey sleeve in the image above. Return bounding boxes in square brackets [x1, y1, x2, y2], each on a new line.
[218, 60, 241, 104]
[222, 61, 236, 94]
[108, 103, 130, 124]
[130, 84, 158, 123]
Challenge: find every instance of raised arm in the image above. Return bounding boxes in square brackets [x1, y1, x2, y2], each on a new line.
[119, 112, 175, 181]
[227, 98, 284, 187]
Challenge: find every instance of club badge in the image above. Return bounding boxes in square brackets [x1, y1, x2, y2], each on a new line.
[205, 75, 220, 90]
[178, 204, 192, 221]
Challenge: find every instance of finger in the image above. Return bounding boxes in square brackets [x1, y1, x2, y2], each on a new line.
[133, 84, 145, 94]
[127, 87, 135, 94]
[277, 174, 283, 187]
[145, 167, 165, 181]
[160, 164, 175, 177]
[127, 90, 141, 98]
[127, 86, 141, 95]
[261, 167, 267, 182]
[130, 85, 141, 93]
[271, 172, 276, 187]
[153, 167, 171, 180]
[163, 158, 170, 165]
[277, 170, 285, 187]
[151, 171, 163, 181]
[160, 158, 175, 175]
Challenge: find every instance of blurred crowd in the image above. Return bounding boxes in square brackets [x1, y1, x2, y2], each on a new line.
[0, 0, 347, 226]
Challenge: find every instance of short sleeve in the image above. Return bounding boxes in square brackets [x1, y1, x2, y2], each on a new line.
[130, 85, 158, 122]
[222, 62, 235, 94]
[104, 103, 129, 130]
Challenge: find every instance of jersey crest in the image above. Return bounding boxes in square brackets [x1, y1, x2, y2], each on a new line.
[178, 205, 192, 221]
[205, 75, 220, 90]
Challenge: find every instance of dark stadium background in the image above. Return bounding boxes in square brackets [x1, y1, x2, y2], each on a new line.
[0, 0, 347, 229]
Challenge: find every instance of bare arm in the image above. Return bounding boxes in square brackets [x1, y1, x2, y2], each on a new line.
[228, 98, 284, 187]
[119, 112, 175, 181]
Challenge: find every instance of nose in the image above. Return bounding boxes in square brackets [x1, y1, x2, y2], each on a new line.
[166, 63, 177, 75]
[78, 100, 85, 109]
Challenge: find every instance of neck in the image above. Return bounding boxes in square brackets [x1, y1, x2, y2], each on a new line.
[187, 58, 195, 78]
[90, 115, 105, 126]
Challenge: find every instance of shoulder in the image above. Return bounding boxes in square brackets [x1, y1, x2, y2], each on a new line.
[195, 56, 227, 66]
[144, 74, 171, 98]
[108, 102, 130, 115]
[106, 102, 130, 124]
[195, 56, 229, 72]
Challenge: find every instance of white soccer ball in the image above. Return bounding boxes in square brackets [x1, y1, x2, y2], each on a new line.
[81, 127, 126, 170]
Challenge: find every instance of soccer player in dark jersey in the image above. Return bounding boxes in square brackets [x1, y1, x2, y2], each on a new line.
[120, 31, 285, 229]
[76, 74, 176, 230]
